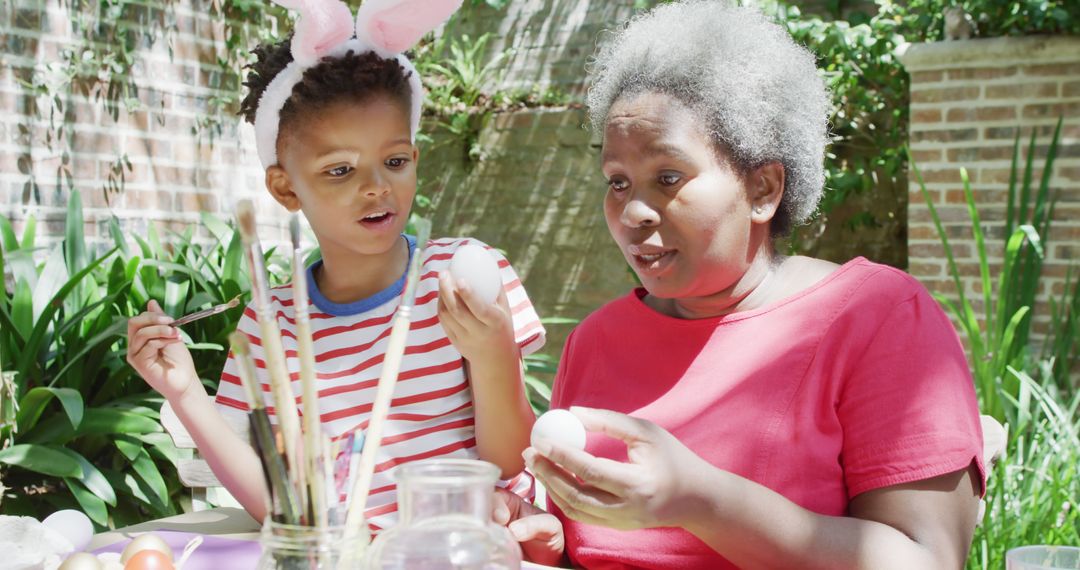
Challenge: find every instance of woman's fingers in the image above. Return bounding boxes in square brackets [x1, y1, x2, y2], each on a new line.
[526, 447, 622, 517]
[543, 479, 617, 529]
[531, 439, 635, 496]
[571, 406, 655, 445]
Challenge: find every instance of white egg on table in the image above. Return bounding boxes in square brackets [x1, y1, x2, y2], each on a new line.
[57, 552, 104, 570]
[42, 509, 94, 553]
[449, 244, 502, 305]
[531, 409, 587, 451]
[120, 533, 173, 564]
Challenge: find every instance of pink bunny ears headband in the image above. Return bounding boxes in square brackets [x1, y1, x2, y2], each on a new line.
[254, 0, 463, 170]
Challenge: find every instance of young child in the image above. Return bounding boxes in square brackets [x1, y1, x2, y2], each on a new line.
[125, 0, 544, 532]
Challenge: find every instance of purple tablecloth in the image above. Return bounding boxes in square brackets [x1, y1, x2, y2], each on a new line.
[93, 530, 261, 570]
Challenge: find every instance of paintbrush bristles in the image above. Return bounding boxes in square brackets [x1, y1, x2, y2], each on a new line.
[236, 199, 258, 245]
[289, 214, 302, 251]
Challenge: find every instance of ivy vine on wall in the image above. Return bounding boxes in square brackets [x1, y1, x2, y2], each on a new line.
[13, 0, 545, 213]
[13, 0, 286, 207]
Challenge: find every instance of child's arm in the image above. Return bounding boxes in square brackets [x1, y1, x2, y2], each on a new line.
[438, 273, 535, 478]
[126, 301, 269, 521]
[527, 407, 981, 570]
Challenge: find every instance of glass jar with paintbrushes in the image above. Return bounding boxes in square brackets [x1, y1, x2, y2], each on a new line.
[231, 202, 446, 568]
[231, 202, 366, 568]
[232, 332, 366, 569]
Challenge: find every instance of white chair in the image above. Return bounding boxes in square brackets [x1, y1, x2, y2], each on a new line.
[160, 400, 249, 511]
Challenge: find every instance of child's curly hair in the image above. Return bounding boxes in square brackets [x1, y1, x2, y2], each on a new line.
[239, 37, 414, 132]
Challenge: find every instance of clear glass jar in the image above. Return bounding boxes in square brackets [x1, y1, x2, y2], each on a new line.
[365, 459, 521, 570]
[259, 520, 369, 569]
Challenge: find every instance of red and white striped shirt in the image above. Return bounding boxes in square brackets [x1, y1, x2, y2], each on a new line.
[214, 235, 545, 531]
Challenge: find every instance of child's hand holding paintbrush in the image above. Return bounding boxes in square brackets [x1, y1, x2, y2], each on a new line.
[127, 303, 273, 521]
[127, 295, 241, 399]
[126, 300, 200, 402]
[169, 295, 242, 327]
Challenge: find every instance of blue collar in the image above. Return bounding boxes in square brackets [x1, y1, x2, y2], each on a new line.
[305, 234, 417, 317]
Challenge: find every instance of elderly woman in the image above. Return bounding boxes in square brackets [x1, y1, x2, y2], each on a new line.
[494, 1, 986, 569]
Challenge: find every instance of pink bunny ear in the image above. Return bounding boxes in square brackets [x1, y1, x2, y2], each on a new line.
[355, 0, 464, 56]
[274, 0, 355, 67]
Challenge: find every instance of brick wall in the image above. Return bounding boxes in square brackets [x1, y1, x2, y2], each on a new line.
[2, 0, 636, 370]
[446, 1, 635, 98]
[424, 1, 640, 361]
[422, 109, 634, 331]
[901, 36, 1080, 335]
[0, 0, 289, 249]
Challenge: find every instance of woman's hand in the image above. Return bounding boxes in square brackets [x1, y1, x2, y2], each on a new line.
[437, 272, 516, 362]
[526, 406, 713, 531]
[126, 300, 198, 401]
[492, 487, 566, 567]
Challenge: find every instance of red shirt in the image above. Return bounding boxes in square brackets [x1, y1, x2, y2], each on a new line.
[550, 258, 985, 570]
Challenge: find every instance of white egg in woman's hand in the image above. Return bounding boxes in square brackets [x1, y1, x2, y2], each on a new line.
[448, 244, 502, 305]
[531, 409, 587, 451]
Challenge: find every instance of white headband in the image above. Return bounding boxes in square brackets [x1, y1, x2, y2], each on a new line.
[253, 0, 463, 170]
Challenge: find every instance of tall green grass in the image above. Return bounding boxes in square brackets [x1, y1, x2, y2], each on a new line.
[909, 118, 1079, 566]
[970, 366, 1079, 568]
[909, 118, 1065, 422]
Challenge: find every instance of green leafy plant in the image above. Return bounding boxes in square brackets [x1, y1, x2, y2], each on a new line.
[415, 32, 514, 163]
[774, 3, 910, 268]
[521, 316, 579, 416]
[909, 118, 1064, 421]
[969, 364, 1079, 569]
[0, 191, 289, 527]
[879, 0, 1080, 42]
[909, 119, 1078, 568]
[1043, 267, 1080, 385]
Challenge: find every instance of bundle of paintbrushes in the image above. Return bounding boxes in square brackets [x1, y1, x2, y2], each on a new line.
[231, 199, 433, 542]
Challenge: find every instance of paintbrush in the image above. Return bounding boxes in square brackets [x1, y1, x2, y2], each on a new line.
[235, 199, 306, 519]
[230, 331, 301, 524]
[344, 219, 432, 533]
[290, 214, 327, 528]
[170, 295, 242, 327]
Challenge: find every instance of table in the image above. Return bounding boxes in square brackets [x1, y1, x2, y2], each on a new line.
[89, 508, 260, 551]
[90, 508, 560, 568]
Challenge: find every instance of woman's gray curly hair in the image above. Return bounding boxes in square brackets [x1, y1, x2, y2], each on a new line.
[586, 0, 830, 235]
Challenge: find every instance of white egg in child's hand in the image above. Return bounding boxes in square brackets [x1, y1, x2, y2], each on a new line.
[531, 409, 587, 451]
[43, 509, 94, 553]
[448, 244, 502, 305]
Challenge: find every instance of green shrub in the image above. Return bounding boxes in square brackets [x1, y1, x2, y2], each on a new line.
[880, 0, 1080, 42]
[0, 192, 288, 527]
